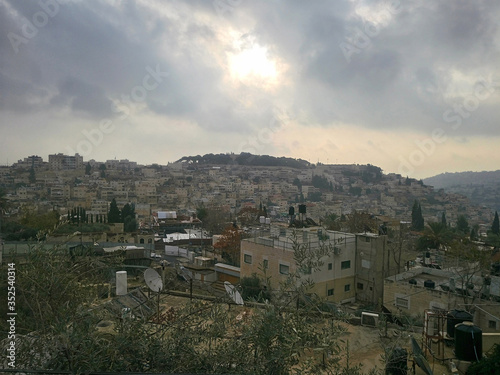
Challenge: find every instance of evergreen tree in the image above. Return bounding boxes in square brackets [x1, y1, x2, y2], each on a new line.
[122, 203, 137, 232]
[411, 200, 424, 231]
[492, 211, 500, 235]
[108, 199, 121, 224]
[29, 167, 36, 184]
[85, 162, 91, 175]
[441, 212, 447, 226]
[456, 215, 469, 236]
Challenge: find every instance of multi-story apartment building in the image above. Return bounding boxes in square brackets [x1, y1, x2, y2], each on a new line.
[49, 153, 84, 170]
[241, 226, 389, 305]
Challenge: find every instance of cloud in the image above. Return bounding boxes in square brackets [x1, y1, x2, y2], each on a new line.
[0, 0, 499, 178]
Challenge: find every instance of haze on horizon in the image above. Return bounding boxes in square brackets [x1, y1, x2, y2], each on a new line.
[1, 0, 499, 180]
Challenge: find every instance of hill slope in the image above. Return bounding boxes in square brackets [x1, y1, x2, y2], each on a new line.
[424, 170, 500, 212]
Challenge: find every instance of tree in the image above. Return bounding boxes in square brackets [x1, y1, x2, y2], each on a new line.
[344, 211, 377, 233]
[441, 212, 447, 226]
[323, 212, 341, 231]
[456, 215, 470, 237]
[492, 211, 500, 235]
[28, 167, 36, 184]
[411, 200, 424, 231]
[446, 239, 491, 307]
[85, 162, 92, 175]
[417, 221, 452, 251]
[213, 225, 242, 266]
[237, 206, 259, 226]
[108, 198, 121, 223]
[122, 203, 137, 232]
[467, 343, 500, 374]
[3, 236, 362, 374]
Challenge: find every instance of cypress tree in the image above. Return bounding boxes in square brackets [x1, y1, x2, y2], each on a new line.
[492, 211, 500, 235]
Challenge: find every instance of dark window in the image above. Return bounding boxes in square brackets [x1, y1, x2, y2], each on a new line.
[328, 263, 333, 270]
[279, 264, 290, 275]
[244, 254, 252, 264]
[341, 260, 351, 270]
[357, 282, 364, 290]
[327, 288, 334, 296]
[263, 259, 269, 269]
[344, 284, 350, 292]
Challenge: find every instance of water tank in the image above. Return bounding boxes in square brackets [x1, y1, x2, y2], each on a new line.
[455, 322, 482, 361]
[409, 279, 417, 285]
[446, 309, 473, 338]
[424, 280, 435, 289]
[288, 206, 295, 216]
[298, 204, 306, 214]
[116, 271, 127, 296]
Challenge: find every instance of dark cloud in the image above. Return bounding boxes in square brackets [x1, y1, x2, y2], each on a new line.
[0, 0, 499, 168]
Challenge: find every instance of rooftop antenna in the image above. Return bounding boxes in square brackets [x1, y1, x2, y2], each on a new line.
[144, 268, 163, 320]
[224, 281, 244, 306]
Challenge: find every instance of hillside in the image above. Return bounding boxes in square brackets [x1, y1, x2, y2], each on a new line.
[176, 152, 310, 169]
[424, 170, 500, 212]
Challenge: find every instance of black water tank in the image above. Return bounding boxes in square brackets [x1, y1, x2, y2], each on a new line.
[424, 280, 435, 289]
[446, 309, 473, 338]
[455, 322, 482, 362]
[409, 279, 417, 285]
[288, 206, 295, 216]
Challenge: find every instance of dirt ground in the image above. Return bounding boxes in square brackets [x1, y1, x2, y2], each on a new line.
[157, 293, 454, 374]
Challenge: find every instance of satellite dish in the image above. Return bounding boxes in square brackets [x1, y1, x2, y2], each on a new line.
[224, 281, 244, 305]
[410, 337, 433, 375]
[144, 268, 163, 292]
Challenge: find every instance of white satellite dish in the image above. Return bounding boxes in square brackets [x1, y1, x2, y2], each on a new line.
[144, 268, 163, 293]
[224, 281, 244, 306]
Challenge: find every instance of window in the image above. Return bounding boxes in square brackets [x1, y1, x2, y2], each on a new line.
[244, 254, 252, 264]
[328, 263, 333, 270]
[488, 320, 497, 329]
[357, 282, 364, 290]
[140, 238, 145, 244]
[301, 266, 312, 275]
[341, 260, 351, 270]
[364, 237, 371, 242]
[327, 288, 334, 296]
[395, 297, 409, 309]
[279, 264, 290, 275]
[344, 284, 351, 292]
[263, 259, 269, 269]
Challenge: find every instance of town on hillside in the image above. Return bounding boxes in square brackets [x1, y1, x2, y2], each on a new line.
[1, 152, 500, 374]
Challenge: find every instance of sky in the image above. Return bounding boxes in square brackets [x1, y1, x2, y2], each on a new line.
[0, 0, 499, 179]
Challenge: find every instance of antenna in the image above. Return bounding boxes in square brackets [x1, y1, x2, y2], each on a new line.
[144, 268, 163, 292]
[224, 281, 244, 306]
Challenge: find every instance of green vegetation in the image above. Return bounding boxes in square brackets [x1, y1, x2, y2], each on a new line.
[0, 236, 375, 374]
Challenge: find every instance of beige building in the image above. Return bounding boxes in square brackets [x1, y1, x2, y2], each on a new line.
[240, 226, 392, 306]
[241, 226, 390, 305]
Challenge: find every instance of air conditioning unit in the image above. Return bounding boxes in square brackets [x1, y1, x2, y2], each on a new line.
[361, 312, 379, 327]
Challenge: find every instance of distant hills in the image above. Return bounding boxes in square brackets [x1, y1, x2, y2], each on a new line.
[424, 170, 500, 212]
[176, 153, 311, 169]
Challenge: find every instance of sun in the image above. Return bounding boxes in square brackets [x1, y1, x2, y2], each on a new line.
[227, 43, 279, 86]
